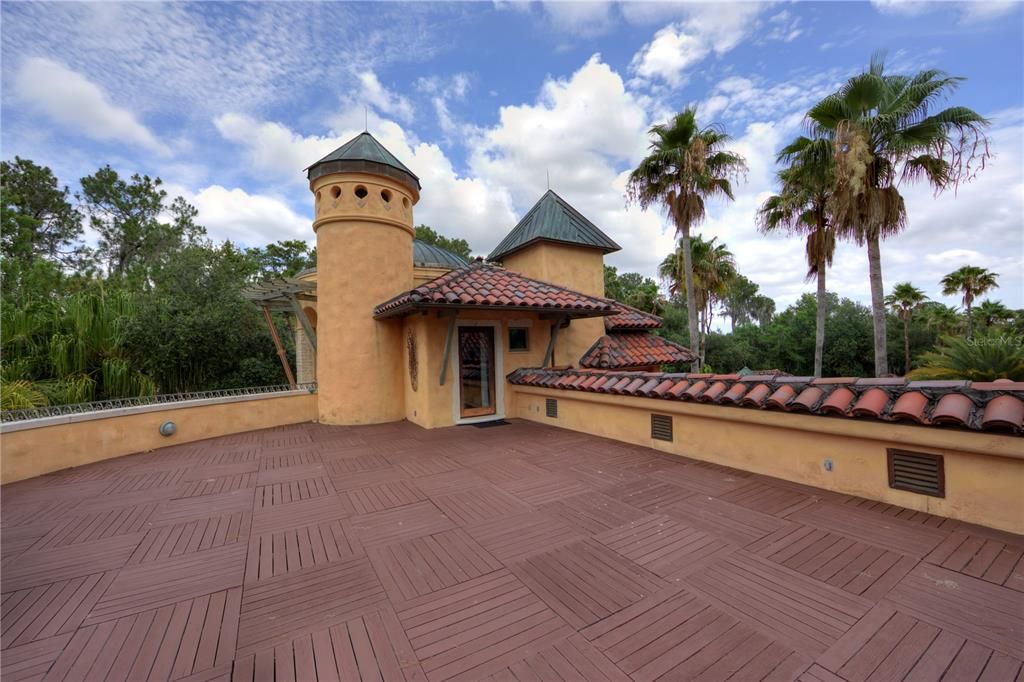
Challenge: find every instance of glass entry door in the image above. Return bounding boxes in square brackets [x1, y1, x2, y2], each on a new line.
[458, 327, 496, 418]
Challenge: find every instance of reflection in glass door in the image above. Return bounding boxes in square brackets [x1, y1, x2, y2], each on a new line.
[458, 327, 496, 418]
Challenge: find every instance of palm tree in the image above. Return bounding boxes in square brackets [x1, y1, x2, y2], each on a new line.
[628, 107, 747, 371]
[758, 136, 835, 377]
[919, 301, 962, 336]
[908, 332, 1024, 381]
[807, 52, 990, 376]
[885, 282, 928, 375]
[941, 266, 999, 337]
[974, 299, 1013, 330]
[660, 235, 736, 367]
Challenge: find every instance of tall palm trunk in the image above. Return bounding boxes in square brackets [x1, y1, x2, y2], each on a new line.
[965, 297, 974, 337]
[814, 267, 826, 378]
[680, 225, 700, 372]
[866, 233, 888, 376]
[902, 316, 911, 375]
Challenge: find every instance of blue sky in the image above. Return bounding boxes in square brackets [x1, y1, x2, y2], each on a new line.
[3, 1, 1022, 315]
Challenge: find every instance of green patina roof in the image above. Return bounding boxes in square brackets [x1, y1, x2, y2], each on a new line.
[488, 190, 621, 261]
[306, 132, 420, 191]
[413, 240, 470, 268]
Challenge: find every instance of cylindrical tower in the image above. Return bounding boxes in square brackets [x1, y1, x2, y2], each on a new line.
[307, 132, 420, 425]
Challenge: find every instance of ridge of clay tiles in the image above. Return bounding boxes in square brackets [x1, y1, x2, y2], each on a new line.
[766, 384, 797, 409]
[667, 379, 691, 398]
[721, 383, 749, 404]
[854, 377, 908, 387]
[851, 387, 890, 418]
[810, 377, 858, 385]
[981, 395, 1024, 430]
[651, 378, 676, 397]
[971, 379, 1024, 392]
[820, 387, 856, 415]
[931, 393, 974, 426]
[638, 378, 662, 396]
[624, 377, 647, 394]
[741, 383, 773, 407]
[890, 391, 930, 424]
[684, 380, 709, 400]
[700, 381, 730, 402]
[790, 386, 825, 412]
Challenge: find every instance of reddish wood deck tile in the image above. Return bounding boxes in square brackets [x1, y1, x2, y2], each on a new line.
[330, 467, 411, 492]
[232, 608, 424, 682]
[466, 512, 585, 563]
[750, 524, 918, 601]
[259, 450, 321, 471]
[719, 479, 821, 517]
[245, 519, 363, 583]
[369, 528, 502, 602]
[788, 502, 949, 558]
[601, 478, 696, 513]
[473, 459, 549, 484]
[924, 530, 1024, 590]
[347, 481, 426, 514]
[482, 633, 629, 681]
[684, 550, 873, 657]
[350, 501, 456, 548]
[29, 502, 157, 549]
[651, 461, 750, 496]
[595, 514, 735, 578]
[105, 468, 188, 494]
[1, 533, 142, 593]
[497, 474, 592, 506]
[539, 492, 651, 535]
[177, 473, 258, 499]
[84, 543, 245, 625]
[128, 511, 251, 565]
[431, 486, 533, 526]
[2, 571, 115, 648]
[884, 563, 1024, 657]
[236, 556, 388, 656]
[581, 586, 810, 681]
[396, 569, 574, 682]
[397, 456, 462, 478]
[1, 632, 74, 682]
[154, 489, 255, 528]
[414, 470, 490, 497]
[666, 495, 787, 547]
[255, 477, 335, 508]
[816, 603, 1024, 681]
[256, 462, 329, 486]
[43, 587, 242, 681]
[841, 497, 962, 531]
[510, 539, 667, 629]
[251, 494, 354, 535]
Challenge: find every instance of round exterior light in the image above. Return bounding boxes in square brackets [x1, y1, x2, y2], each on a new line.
[159, 421, 177, 437]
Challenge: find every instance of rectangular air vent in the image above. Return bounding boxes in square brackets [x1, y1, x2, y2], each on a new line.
[887, 449, 945, 498]
[651, 414, 673, 442]
[545, 398, 558, 418]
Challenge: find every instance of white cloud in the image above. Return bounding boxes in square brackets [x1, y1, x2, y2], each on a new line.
[214, 114, 341, 182]
[629, 4, 763, 87]
[13, 57, 169, 156]
[168, 184, 312, 248]
[357, 72, 414, 123]
[870, 0, 1017, 22]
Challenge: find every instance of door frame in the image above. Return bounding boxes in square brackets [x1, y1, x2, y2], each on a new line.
[451, 320, 505, 425]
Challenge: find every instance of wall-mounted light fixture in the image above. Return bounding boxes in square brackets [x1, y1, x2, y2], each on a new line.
[159, 421, 176, 437]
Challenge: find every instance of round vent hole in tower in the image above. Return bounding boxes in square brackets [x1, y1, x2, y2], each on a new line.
[330, 185, 341, 199]
[354, 185, 368, 199]
[402, 197, 410, 209]
[380, 189, 392, 203]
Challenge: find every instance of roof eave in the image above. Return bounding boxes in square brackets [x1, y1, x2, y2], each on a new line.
[373, 301, 616, 320]
[489, 236, 622, 262]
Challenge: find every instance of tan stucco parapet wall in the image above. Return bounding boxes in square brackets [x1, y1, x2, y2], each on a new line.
[0, 390, 318, 484]
[510, 385, 1024, 534]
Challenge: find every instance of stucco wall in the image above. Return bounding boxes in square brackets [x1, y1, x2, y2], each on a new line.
[511, 385, 1024, 534]
[0, 392, 318, 484]
[501, 243, 606, 368]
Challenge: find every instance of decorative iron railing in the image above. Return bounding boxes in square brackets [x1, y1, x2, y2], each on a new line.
[1, 383, 317, 424]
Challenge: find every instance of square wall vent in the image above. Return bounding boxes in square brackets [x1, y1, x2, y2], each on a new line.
[545, 398, 558, 418]
[651, 414, 673, 442]
[887, 449, 945, 498]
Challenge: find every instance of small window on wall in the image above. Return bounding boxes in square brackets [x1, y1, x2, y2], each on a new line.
[509, 327, 529, 352]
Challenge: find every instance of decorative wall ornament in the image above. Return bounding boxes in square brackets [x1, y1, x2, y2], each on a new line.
[407, 329, 419, 392]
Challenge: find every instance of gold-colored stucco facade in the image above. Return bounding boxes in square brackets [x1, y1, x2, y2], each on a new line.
[311, 171, 416, 425]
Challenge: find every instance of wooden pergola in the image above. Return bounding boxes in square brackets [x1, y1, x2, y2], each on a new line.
[242, 278, 317, 389]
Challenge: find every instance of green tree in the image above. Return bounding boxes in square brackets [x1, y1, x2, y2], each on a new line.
[758, 135, 836, 377]
[660, 235, 736, 366]
[973, 300, 1014, 331]
[414, 225, 471, 259]
[1, 157, 86, 266]
[807, 52, 990, 376]
[885, 282, 928, 375]
[604, 266, 663, 314]
[78, 166, 205, 281]
[941, 265, 999, 337]
[909, 332, 1024, 381]
[248, 240, 317, 278]
[722, 274, 759, 332]
[628, 107, 747, 371]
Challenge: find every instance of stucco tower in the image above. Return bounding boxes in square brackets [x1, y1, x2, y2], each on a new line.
[307, 132, 420, 425]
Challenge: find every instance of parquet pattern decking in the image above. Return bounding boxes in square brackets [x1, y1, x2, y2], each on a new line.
[2, 419, 1021, 681]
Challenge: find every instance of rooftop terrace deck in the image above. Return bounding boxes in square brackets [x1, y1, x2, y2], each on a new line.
[2, 420, 1021, 681]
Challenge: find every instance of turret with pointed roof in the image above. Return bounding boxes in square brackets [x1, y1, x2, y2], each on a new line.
[488, 189, 620, 261]
[307, 131, 420, 195]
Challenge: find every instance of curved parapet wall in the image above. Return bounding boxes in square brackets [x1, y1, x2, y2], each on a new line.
[0, 389, 318, 484]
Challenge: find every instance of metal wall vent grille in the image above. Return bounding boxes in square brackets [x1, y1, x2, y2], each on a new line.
[545, 398, 558, 418]
[888, 449, 945, 498]
[651, 414, 673, 442]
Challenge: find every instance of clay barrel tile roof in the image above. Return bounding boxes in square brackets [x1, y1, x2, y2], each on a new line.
[603, 303, 664, 331]
[852, 388, 891, 418]
[580, 332, 695, 370]
[891, 392, 931, 424]
[790, 386, 825, 412]
[820, 387, 856, 415]
[721, 383, 750, 404]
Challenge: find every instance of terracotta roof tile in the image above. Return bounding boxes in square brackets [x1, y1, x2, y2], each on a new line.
[603, 302, 663, 330]
[579, 332, 694, 370]
[506, 368, 1024, 434]
[374, 263, 616, 318]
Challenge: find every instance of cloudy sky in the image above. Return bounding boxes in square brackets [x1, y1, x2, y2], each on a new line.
[2, 1, 1022, 314]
